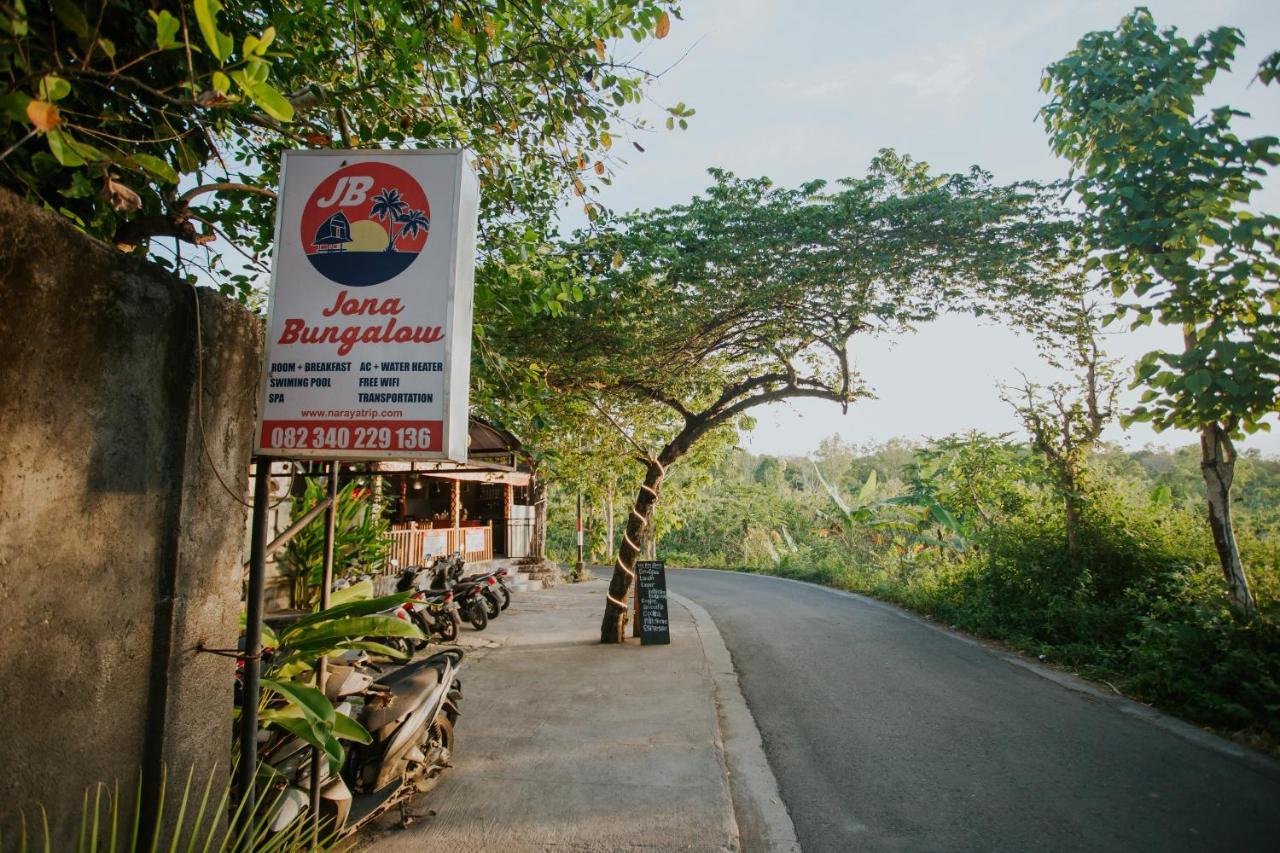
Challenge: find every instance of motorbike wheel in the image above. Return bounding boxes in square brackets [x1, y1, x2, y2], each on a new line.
[498, 583, 512, 611]
[411, 715, 455, 797]
[481, 588, 501, 619]
[435, 611, 461, 642]
[466, 598, 488, 631]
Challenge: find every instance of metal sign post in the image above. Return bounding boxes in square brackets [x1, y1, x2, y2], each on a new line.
[309, 461, 339, 839]
[237, 458, 273, 832]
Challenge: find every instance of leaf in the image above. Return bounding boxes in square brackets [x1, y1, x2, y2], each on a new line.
[594, 38, 606, 60]
[333, 711, 372, 745]
[612, 250, 623, 269]
[284, 591, 413, 637]
[0, 92, 31, 122]
[26, 100, 60, 132]
[247, 82, 294, 122]
[100, 176, 141, 212]
[51, 0, 88, 38]
[262, 677, 334, 726]
[192, 0, 232, 62]
[211, 71, 231, 95]
[149, 10, 180, 49]
[128, 153, 178, 183]
[855, 470, 878, 506]
[600, 132, 611, 150]
[330, 579, 374, 607]
[38, 75, 70, 102]
[655, 11, 671, 39]
[45, 129, 83, 165]
[260, 712, 344, 771]
[594, 161, 605, 176]
[281, 613, 423, 651]
[255, 26, 276, 55]
[811, 461, 851, 516]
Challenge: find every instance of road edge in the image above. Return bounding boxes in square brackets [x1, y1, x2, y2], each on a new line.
[683, 568, 1280, 781]
[671, 590, 802, 853]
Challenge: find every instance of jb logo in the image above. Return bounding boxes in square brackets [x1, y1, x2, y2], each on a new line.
[314, 176, 375, 208]
[301, 161, 431, 288]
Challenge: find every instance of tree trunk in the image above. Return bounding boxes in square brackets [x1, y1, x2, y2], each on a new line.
[1064, 494, 1081, 553]
[600, 460, 666, 643]
[642, 502, 657, 560]
[1199, 423, 1257, 614]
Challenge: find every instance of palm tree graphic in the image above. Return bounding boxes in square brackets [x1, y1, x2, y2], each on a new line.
[369, 188, 408, 249]
[390, 208, 429, 251]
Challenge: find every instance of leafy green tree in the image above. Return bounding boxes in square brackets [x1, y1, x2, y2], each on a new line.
[1040, 8, 1280, 612]
[0, 0, 686, 299]
[490, 152, 1069, 641]
[1002, 298, 1120, 551]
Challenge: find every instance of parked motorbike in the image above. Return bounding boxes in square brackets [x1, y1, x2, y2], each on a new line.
[471, 568, 512, 618]
[426, 552, 492, 631]
[395, 560, 463, 643]
[260, 647, 464, 836]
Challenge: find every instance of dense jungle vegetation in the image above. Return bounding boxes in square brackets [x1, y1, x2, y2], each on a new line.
[549, 437, 1280, 748]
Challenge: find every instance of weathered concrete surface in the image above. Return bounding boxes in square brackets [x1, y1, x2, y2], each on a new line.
[360, 580, 739, 852]
[0, 189, 262, 846]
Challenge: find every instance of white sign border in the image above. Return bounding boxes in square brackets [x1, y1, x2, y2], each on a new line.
[252, 148, 477, 463]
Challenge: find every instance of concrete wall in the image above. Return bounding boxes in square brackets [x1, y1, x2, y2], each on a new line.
[0, 190, 262, 845]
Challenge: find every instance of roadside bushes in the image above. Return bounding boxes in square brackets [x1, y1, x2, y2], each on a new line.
[648, 439, 1280, 748]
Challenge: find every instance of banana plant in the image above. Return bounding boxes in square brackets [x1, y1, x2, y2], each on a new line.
[813, 462, 969, 553]
[249, 590, 427, 771]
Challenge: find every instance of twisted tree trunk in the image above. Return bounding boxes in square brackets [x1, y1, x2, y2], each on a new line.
[600, 458, 667, 643]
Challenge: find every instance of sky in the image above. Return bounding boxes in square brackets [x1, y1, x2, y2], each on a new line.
[569, 0, 1280, 458]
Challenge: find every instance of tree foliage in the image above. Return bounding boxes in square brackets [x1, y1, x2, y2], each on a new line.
[1040, 7, 1280, 612]
[0, 0, 686, 300]
[488, 151, 1073, 640]
[1040, 8, 1279, 437]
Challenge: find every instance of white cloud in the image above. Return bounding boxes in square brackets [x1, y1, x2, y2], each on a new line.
[890, 54, 975, 99]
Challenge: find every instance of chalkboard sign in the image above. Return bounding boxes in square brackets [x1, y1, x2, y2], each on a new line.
[636, 560, 670, 645]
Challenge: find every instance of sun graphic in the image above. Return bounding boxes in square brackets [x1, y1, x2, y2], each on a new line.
[346, 219, 390, 252]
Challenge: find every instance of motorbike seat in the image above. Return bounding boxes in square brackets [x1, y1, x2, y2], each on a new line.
[364, 658, 445, 733]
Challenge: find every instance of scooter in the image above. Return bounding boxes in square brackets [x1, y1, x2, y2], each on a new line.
[426, 553, 491, 631]
[395, 561, 463, 643]
[261, 647, 464, 836]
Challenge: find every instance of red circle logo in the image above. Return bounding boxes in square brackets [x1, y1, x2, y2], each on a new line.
[300, 162, 430, 287]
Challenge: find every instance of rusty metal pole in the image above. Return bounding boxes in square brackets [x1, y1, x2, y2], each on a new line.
[309, 460, 340, 838]
[575, 491, 585, 579]
[237, 457, 273, 835]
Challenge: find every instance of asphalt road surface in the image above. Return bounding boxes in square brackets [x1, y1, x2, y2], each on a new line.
[669, 568, 1280, 853]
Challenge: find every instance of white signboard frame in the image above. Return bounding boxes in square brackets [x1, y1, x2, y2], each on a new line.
[254, 149, 478, 461]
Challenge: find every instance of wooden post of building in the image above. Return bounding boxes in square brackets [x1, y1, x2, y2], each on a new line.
[504, 482, 514, 559]
[451, 479, 461, 529]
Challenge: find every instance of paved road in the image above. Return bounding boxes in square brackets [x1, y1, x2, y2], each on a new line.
[669, 568, 1280, 853]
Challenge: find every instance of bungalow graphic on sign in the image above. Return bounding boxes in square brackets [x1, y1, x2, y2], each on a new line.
[301, 162, 430, 287]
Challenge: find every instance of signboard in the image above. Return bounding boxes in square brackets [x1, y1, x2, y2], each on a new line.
[255, 150, 479, 460]
[464, 527, 485, 553]
[636, 560, 670, 646]
[422, 530, 448, 560]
